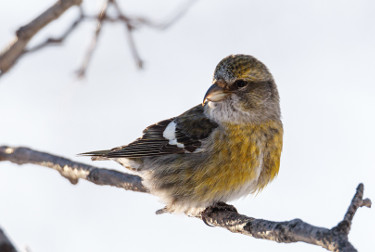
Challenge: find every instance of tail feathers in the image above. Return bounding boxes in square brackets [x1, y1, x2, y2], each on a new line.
[79, 149, 141, 170]
[78, 149, 111, 157]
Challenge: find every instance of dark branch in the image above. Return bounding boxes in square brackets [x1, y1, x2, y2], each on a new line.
[0, 145, 371, 251]
[0, 228, 17, 252]
[330, 183, 372, 238]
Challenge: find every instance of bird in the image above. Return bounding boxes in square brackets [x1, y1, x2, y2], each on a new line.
[81, 54, 283, 214]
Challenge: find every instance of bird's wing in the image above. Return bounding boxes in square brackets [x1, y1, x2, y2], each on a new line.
[80, 105, 218, 158]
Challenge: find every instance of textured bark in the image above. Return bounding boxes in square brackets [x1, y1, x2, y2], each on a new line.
[0, 146, 147, 192]
[0, 145, 371, 251]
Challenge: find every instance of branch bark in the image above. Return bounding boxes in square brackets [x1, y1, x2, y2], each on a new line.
[0, 145, 371, 251]
[0, 145, 147, 192]
[199, 184, 371, 252]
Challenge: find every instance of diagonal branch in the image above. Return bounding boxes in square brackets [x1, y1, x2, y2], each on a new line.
[0, 145, 371, 251]
[0, 228, 17, 252]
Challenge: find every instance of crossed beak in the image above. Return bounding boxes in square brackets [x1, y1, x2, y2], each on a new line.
[202, 82, 230, 105]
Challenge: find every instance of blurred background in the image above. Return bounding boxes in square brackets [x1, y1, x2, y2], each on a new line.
[0, 0, 374, 251]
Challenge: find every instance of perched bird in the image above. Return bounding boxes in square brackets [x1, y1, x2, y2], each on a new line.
[81, 54, 283, 213]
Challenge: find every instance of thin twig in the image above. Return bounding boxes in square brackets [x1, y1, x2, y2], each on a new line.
[116, 0, 197, 30]
[0, 145, 371, 251]
[141, 0, 198, 30]
[111, 0, 143, 68]
[75, 0, 109, 78]
[25, 7, 86, 54]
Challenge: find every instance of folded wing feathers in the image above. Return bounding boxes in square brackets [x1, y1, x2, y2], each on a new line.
[80, 105, 218, 159]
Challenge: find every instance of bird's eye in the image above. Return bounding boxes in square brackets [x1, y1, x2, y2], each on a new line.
[233, 80, 248, 89]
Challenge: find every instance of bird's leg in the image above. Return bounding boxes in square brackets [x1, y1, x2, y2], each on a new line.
[201, 202, 238, 226]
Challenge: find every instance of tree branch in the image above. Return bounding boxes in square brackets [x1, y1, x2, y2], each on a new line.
[0, 145, 147, 192]
[199, 183, 371, 252]
[0, 145, 371, 251]
[0, 0, 83, 76]
[0, 228, 17, 252]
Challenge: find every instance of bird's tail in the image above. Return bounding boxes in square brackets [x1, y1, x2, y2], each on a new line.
[78, 149, 111, 157]
[79, 148, 141, 171]
[78, 149, 111, 161]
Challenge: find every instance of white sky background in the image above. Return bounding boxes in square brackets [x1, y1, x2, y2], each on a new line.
[0, 0, 374, 251]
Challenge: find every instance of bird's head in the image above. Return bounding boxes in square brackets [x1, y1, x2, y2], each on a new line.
[203, 54, 281, 124]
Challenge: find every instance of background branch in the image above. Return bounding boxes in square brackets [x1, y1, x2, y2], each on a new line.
[0, 145, 371, 252]
[0, 0, 82, 77]
[24, 6, 86, 54]
[75, 0, 109, 78]
[0, 0, 196, 78]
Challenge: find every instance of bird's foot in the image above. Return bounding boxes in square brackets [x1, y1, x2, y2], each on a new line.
[201, 202, 238, 227]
